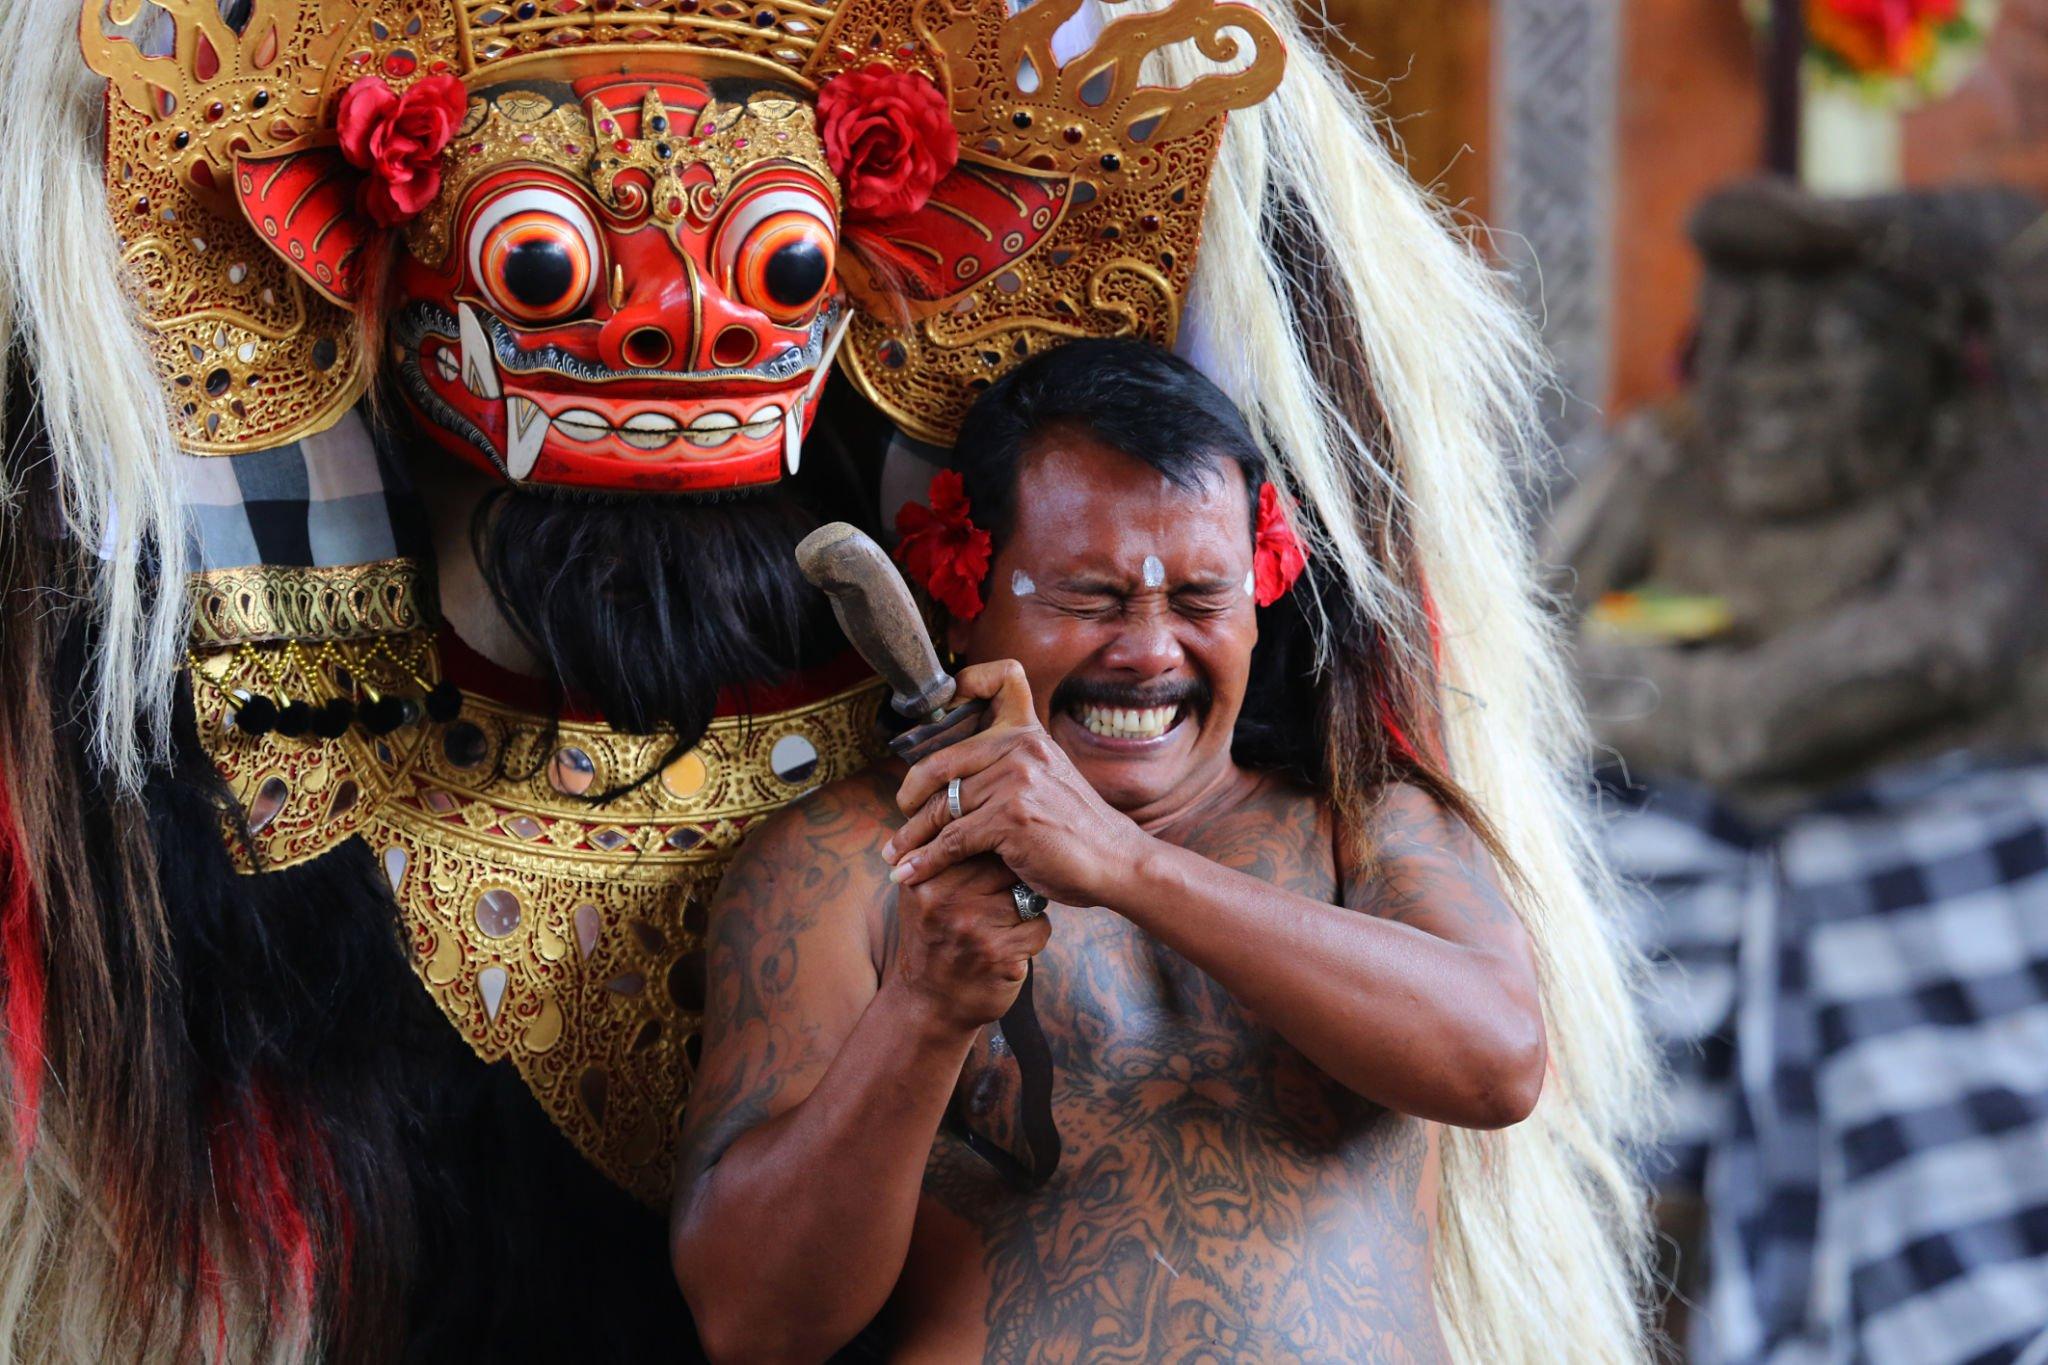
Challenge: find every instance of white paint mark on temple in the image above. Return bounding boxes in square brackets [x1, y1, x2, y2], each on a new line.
[1243, 569, 1255, 597]
[1141, 554, 1165, 589]
[1011, 569, 1036, 597]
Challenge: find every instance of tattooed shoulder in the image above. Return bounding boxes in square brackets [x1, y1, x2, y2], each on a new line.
[672, 773, 900, 1201]
[1341, 782, 1517, 939]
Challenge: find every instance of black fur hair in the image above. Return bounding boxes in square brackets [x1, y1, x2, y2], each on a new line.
[470, 488, 841, 768]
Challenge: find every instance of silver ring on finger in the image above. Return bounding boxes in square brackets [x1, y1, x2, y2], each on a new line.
[946, 776, 964, 822]
[1011, 882, 1047, 922]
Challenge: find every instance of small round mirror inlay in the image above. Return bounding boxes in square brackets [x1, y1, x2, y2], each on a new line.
[769, 734, 819, 784]
[474, 888, 522, 938]
[442, 721, 489, 769]
[549, 746, 596, 795]
[661, 750, 707, 799]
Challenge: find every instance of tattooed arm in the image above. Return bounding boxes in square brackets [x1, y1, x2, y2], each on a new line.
[670, 778, 1050, 1363]
[1126, 781, 1546, 1129]
[888, 665, 1544, 1130]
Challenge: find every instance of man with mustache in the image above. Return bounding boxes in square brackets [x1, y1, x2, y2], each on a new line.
[669, 341, 1547, 1363]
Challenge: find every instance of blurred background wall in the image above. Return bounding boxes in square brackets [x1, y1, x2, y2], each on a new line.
[1304, 7, 2048, 1363]
[1315, 0, 2048, 418]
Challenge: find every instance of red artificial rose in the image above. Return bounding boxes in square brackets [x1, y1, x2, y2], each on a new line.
[895, 470, 992, 620]
[336, 73, 468, 228]
[817, 64, 960, 221]
[1252, 482, 1309, 607]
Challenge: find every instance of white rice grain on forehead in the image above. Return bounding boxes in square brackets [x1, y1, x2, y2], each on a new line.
[1141, 554, 1165, 588]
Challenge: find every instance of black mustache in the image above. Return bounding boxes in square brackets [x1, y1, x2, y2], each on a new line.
[1050, 677, 1211, 713]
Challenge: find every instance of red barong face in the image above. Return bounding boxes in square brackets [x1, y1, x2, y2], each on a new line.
[388, 75, 843, 493]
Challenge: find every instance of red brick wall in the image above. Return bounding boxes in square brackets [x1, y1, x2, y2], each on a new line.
[1904, 0, 2048, 196]
[1610, 0, 1765, 416]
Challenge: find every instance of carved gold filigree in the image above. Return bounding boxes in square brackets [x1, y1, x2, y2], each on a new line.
[409, 85, 835, 265]
[84, 0, 373, 451]
[193, 636, 889, 1206]
[187, 558, 428, 646]
[98, 94, 367, 452]
[836, 120, 1227, 443]
[453, 0, 836, 82]
[806, 0, 1280, 442]
[586, 89, 836, 228]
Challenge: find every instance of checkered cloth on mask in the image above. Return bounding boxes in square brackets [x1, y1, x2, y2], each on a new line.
[172, 407, 418, 575]
[1606, 755, 2048, 1365]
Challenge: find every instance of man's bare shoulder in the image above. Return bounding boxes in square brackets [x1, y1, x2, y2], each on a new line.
[1167, 769, 1338, 900]
[714, 764, 908, 929]
[727, 764, 910, 873]
[1338, 781, 1519, 941]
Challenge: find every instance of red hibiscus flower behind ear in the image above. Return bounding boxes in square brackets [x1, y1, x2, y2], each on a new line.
[895, 470, 992, 620]
[1253, 482, 1309, 607]
[336, 73, 468, 228]
[817, 64, 960, 221]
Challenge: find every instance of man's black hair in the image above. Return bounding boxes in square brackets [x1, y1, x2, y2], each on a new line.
[950, 337, 1268, 546]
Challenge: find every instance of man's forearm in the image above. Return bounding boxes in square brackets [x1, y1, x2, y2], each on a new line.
[1116, 838, 1545, 1128]
[676, 984, 975, 1362]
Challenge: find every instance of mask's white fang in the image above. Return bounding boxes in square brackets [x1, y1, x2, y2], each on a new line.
[784, 310, 853, 479]
[504, 395, 548, 480]
[783, 400, 803, 476]
[459, 303, 502, 400]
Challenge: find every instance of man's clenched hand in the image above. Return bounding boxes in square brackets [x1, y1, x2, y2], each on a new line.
[885, 660, 1146, 909]
[891, 853, 1051, 1030]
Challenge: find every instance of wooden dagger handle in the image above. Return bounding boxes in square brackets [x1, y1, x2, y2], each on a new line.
[796, 522, 957, 721]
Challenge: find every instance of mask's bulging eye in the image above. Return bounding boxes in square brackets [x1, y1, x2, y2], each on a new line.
[467, 188, 600, 324]
[719, 187, 836, 324]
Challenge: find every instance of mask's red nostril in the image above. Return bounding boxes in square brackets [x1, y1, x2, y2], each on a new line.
[623, 326, 673, 368]
[712, 325, 758, 369]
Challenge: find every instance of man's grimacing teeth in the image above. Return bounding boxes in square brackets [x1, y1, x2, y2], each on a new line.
[1074, 703, 1180, 740]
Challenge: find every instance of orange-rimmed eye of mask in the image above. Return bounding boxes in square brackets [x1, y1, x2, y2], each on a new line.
[467, 186, 601, 324]
[717, 185, 836, 325]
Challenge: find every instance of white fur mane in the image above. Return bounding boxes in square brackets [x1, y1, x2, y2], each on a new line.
[1162, 6, 1660, 1358]
[0, 0, 191, 794]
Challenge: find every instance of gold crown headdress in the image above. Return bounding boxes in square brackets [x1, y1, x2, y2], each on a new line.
[82, 0, 1283, 454]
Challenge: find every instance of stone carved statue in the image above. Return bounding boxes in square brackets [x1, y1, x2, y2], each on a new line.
[1552, 179, 2048, 804]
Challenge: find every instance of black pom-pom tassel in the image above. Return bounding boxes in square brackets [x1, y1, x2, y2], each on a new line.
[312, 698, 355, 739]
[274, 700, 316, 738]
[234, 694, 278, 736]
[359, 695, 407, 735]
[425, 681, 464, 724]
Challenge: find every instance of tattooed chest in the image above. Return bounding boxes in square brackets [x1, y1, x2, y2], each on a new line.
[924, 910, 1442, 1364]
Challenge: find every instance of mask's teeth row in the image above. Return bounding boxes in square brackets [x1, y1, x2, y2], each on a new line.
[542, 404, 784, 452]
[1075, 704, 1177, 740]
[444, 302, 850, 479]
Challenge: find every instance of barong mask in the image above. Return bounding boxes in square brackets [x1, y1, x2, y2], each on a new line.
[81, 0, 1287, 491]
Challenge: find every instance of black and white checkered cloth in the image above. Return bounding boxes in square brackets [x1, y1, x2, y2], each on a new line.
[173, 407, 417, 575]
[1608, 755, 2048, 1365]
